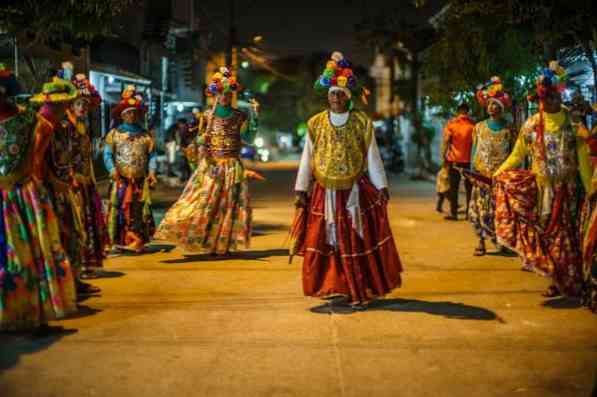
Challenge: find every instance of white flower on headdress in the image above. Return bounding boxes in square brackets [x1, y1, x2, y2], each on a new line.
[61, 61, 74, 70]
[126, 84, 136, 91]
[331, 51, 344, 62]
[75, 73, 86, 81]
[490, 76, 501, 83]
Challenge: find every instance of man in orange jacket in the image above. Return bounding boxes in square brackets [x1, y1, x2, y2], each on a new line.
[441, 103, 475, 220]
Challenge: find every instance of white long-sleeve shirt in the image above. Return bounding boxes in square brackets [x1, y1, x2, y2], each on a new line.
[294, 111, 388, 246]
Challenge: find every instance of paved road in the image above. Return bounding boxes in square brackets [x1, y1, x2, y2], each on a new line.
[1, 170, 596, 397]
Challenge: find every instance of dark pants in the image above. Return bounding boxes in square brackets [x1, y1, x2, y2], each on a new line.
[447, 162, 472, 217]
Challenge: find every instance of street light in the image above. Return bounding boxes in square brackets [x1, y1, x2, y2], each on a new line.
[177, 104, 184, 112]
[241, 61, 250, 69]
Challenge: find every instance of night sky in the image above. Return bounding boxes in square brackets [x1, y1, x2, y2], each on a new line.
[197, 0, 444, 67]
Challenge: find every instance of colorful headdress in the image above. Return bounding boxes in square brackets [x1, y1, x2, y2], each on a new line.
[30, 77, 78, 104]
[205, 67, 241, 97]
[110, 85, 146, 119]
[476, 76, 511, 110]
[314, 51, 369, 104]
[527, 61, 568, 103]
[0, 63, 21, 97]
[72, 73, 101, 108]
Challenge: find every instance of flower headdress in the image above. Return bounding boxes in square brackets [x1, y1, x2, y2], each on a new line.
[0, 63, 21, 97]
[110, 84, 146, 119]
[205, 66, 241, 97]
[314, 51, 369, 105]
[527, 61, 568, 103]
[72, 73, 101, 108]
[30, 77, 78, 104]
[475, 76, 511, 110]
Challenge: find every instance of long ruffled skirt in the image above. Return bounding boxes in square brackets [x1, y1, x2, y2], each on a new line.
[297, 177, 402, 304]
[580, 193, 597, 312]
[0, 180, 77, 331]
[495, 170, 583, 296]
[51, 182, 107, 272]
[154, 158, 251, 254]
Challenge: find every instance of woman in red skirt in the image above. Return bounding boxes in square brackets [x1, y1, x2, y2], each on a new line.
[293, 51, 402, 310]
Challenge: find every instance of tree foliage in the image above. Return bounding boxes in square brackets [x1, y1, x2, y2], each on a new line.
[0, 0, 138, 48]
[423, 0, 597, 115]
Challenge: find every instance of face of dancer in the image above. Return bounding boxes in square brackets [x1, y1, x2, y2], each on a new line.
[72, 98, 90, 118]
[328, 89, 349, 113]
[543, 91, 562, 114]
[122, 109, 137, 124]
[487, 101, 503, 118]
[218, 92, 233, 107]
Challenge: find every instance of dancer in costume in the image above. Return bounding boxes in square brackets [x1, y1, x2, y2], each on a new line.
[467, 77, 515, 256]
[104, 86, 157, 253]
[293, 51, 402, 309]
[185, 108, 205, 172]
[574, 98, 597, 312]
[154, 67, 259, 255]
[493, 61, 591, 298]
[47, 68, 106, 295]
[0, 68, 77, 334]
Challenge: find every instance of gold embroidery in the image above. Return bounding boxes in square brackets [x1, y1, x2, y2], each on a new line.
[309, 110, 372, 190]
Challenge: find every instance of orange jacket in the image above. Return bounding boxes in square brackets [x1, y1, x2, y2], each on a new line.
[442, 114, 474, 163]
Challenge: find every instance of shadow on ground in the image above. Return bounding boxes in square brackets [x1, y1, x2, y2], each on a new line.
[92, 270, 126, 279]
[311, 298, 501, 321]
[252, 223, 289, 236]
[0, 329, 77, 371]
[541, 297, 583, 309]
[161, 248, 289, 264]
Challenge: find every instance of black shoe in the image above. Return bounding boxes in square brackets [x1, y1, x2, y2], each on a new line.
[76, 281, 101, 295]
[444, 215, 458, 221]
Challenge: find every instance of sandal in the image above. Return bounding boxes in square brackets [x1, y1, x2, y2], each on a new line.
[542, 285, 560, 298]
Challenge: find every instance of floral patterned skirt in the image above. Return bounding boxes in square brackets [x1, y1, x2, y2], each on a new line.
[106, 177, 155, 247]
[154, 157, 251, 254]
[0, 180, 77, 331]
[50, 182, 107, 272]
[468, 184, 496, 242]
[495, 170, 583, 296]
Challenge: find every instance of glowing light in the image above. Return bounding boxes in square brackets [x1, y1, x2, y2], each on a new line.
[241, 61, 250, 69]
[108, 75, 115, 84]
[254, 137, 265, 148]
[177, 104, 184, 112]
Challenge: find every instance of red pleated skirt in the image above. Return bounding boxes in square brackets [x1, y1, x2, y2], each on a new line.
[298, 176, 403, 304]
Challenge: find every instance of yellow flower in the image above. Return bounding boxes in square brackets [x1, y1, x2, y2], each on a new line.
[337, 76, 348, 87]
[212, 72, 223, 81]
[326, 61, 337, 70]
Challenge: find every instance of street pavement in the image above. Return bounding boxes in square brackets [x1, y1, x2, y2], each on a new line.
[1, 168, 596, 397]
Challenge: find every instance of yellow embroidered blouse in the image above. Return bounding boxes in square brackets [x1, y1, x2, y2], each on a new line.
[308, 110, 373, 190]
[494, 110, 591, 193]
